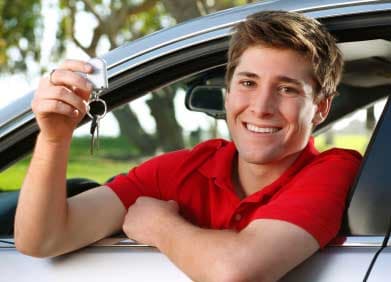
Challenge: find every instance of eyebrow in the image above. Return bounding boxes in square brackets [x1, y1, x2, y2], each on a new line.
[276, 76, 303, 87]
[236, 72, 304, 87]
[236, 71, 259, 78]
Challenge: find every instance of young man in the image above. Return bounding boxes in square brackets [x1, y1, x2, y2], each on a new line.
[15, 11, 361, 282]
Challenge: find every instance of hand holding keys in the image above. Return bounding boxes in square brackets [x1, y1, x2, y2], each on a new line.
[85, 58, 108, 155]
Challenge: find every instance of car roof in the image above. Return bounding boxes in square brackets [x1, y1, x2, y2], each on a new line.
[103, 0, 391, 76]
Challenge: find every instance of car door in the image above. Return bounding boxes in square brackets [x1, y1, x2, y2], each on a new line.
[349, 97, 391, 282]
[282, 97, 391, 282]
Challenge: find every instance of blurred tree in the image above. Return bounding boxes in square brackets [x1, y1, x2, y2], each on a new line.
[366, 106, 375, 131]
[0, 0, 253, 156]
[0, 0, 42, 73]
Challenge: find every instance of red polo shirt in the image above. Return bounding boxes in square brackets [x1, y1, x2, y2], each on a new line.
[106, 138, 361, 248]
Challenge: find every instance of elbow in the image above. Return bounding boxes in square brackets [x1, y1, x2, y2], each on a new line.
[14, 220, 63, 258]
[15, 241, 43, 258]
[15, 239, 50, 258]
[211, 260, 269, 282]
[14, 233, 58, 258]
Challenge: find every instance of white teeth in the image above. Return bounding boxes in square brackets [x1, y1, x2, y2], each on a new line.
[246, 123, 280, 133]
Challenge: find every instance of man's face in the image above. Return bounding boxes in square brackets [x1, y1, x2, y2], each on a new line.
[225, 45, 328, 165]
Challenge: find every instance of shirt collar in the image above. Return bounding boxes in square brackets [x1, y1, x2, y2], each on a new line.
[198, 137, 319, 184]
[198, 140, 236, 181]
[272, 137, 319, 187]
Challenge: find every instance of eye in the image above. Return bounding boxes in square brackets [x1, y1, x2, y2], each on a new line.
[239, 80, 255, 88]
[279, 86, 300, 96]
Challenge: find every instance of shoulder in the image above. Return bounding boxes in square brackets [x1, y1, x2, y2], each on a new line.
[188, 138, 230, 159]
[308, 147, 362, 173]
[317, 147, 362, 163]
[293, 147, 362, 189]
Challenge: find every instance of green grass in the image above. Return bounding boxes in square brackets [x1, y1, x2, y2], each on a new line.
[0, 158, 31, 191]
[0, 134, 370, 192]
[0, 137, 137, 192]
[314, 134, 369, 155]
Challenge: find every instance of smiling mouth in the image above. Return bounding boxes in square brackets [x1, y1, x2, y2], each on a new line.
[245, 123, 282, 134]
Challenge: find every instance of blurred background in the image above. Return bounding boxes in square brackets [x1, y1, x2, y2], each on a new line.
[0, 0, 386, 191]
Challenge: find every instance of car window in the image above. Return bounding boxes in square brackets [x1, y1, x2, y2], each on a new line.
[69, 98, 391, 184]
[68, 81, 230, 185]
[0, 81, 387, 192]
[0, 155, 31, 192]
[314, 98, 388, 155]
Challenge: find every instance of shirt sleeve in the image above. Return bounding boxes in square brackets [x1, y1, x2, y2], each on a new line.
[105, 149, 188, 209]
[249, 149, 362, 248]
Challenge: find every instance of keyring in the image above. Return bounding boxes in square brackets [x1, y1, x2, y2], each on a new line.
[86, 97, 107, 119]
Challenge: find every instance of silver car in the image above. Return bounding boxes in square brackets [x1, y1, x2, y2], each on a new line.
[1, 0, 390, 281]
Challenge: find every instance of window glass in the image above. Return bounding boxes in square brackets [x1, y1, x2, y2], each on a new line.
[0, 154, 31, 192]
[0, 88, 387, 192]
[315, 98, 388, 155]
[66, 82, 230, 186]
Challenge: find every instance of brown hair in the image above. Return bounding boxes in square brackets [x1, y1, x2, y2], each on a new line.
[226, 10, 343, 99]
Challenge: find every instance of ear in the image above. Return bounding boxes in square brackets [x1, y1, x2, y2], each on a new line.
[313, 96, 332, 125]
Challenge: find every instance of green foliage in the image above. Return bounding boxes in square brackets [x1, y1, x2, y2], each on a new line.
[0, 0, 250, 73]
[1, 0, 171, 72]
[0, 0, 42, 73]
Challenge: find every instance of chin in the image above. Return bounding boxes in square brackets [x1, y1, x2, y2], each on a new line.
[239, 150, 282, 165]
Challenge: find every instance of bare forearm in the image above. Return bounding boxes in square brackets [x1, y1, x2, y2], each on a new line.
[15, 133, 71, 255]
[125, 199, 319, 282]
[123, 198, 249, 281]
[155, 216, 244, 282]
[155, 217, 318, 282]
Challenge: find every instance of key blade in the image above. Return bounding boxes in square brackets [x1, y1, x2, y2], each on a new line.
[96, 120, 100, 151]
[90, 116, 98, 155]
[90, 134, 94, 155]
[90, 118, 97, 135]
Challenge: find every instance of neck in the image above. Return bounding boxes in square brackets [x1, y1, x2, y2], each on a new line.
[233, 152, 301, 198]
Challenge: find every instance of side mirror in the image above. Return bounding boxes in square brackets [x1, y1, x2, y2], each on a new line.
[185, 85, 226, 119]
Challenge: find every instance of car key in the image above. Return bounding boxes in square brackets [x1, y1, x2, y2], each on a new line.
[87, 97, 107, 155]
[86, 58, 109, 90]
[85, 57, 108, 155]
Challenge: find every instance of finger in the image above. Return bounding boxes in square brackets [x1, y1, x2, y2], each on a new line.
[37, 86, 88, 116]
[41, 76, 91, 102]
[73, 87, 92, 102]
[49, 69, 93, 93]
[58, 59, 93, 73]
[34, 99, 81, 119]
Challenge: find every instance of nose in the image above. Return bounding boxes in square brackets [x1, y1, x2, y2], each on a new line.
[249, 84, 276, 118]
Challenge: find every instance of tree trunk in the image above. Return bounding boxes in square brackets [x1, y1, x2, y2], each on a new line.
[161, 0, 202, 22]
[98, 0, 200, 156]
[112, 105, 157, 156]
[147, 87, 184, 151]
[366, 106, 375, 131]
[208, 119, 218, 139]
[99, 0, 236, 155]
[325, 131, 334, 146]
